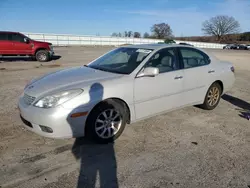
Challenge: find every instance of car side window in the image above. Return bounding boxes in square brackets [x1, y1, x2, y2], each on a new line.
[179, 48, 210, 69]
[0, 33, 8, 41]
[145, 48, 180, 73]
[9, 33, 25, 43]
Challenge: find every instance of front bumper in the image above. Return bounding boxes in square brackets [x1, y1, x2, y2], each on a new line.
[18, 96, 89, 138]
[49, 50, 54, 56]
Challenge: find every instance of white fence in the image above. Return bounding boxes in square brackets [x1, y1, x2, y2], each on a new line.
[24, 32, 226, 49]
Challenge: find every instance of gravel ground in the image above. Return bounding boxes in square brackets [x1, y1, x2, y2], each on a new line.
[0, 47, 250, 188]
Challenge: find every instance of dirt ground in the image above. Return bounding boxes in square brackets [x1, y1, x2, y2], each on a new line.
[0, 47, 250, 188]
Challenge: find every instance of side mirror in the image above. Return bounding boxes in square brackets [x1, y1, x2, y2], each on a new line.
[137, 67, 159, 78]
[24, 38, 29, 44]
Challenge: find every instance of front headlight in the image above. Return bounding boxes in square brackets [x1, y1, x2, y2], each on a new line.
[34, 89, 83, 108]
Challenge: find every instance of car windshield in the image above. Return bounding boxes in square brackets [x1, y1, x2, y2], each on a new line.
[87, 47, 153, 74]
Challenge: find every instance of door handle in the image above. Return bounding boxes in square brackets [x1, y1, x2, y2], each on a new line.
[208, 70, 215, 73]
[174, 76, 183, 80]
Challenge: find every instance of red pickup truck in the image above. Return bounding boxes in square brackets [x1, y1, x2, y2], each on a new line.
[0, 31, 54, 62]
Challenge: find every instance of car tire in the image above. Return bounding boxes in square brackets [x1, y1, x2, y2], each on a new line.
[200, 82, 222, 110]
[36, 50, 50, 62]
[85, 99, 128, 144]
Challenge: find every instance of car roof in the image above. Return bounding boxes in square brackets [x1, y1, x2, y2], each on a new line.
[123, 43, 198, 50]
[123, 43, 208, 54]
[122, 43, 219, 61]
[0, 31, 19, 34]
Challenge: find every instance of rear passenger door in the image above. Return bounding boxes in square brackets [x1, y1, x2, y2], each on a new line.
[0, 33, 13, 54]
[8, 33, 32, 55]
[178, 47, 211, 105]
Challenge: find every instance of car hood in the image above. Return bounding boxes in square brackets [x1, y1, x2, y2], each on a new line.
[32, 40, 52, 45]
[24, 66, 122, 97]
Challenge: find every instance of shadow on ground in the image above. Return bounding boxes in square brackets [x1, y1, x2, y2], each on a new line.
[68, 82, 119, 188]
[0, 55, 61, 62]
[72, 138, 118, 188]
[222, 94, 250, 120]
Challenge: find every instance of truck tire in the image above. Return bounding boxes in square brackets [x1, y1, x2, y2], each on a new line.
[36, 50, 50, 62]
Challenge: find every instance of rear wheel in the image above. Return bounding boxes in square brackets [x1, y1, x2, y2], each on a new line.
[36, 50, 50, 62]
[200, 82, 222, 110]
[85, 99, 128, 144]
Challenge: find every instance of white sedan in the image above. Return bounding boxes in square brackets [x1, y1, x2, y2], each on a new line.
[18, 44, 235, 143]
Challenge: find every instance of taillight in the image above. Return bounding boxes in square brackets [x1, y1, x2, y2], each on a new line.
[230, 66, 235, 73]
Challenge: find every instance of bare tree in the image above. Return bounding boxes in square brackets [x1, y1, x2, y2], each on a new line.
[202, 15, 240, 41]
[118, 32, 122, 37]
[143, 32, 150, 38]
[151, 23, 173, 39]
[111, 32, 118, 37]
[128, 31, 133, 37]
[124, 31, 128, 37]
[134, 32, 141, 38]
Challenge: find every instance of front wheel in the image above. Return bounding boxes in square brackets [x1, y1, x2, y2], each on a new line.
[36, 50, 50, 62]
[200, 82, 222, 110]
[85, 99, 128, 144]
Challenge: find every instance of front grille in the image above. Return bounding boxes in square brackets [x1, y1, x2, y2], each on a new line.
[23, 93, 36, 105]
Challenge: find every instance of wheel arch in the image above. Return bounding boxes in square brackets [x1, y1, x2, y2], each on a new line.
[214, 80, 224, 94]
[86, 97, 131, 127]
[35, 48, 48, 55]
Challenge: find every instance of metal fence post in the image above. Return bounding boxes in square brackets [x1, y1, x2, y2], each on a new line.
[57, 35, 59, 46]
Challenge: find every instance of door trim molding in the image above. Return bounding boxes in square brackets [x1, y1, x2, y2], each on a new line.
[134, 85, 205, 104]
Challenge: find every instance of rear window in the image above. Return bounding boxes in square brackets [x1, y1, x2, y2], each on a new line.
[180, 48, 210, 69]
[0, 33, 8, 41]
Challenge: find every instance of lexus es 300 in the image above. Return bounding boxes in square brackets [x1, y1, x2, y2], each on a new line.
[18, 44, 235, 143]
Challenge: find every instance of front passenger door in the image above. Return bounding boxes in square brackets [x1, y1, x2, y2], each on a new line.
[134, 48, 185, 120]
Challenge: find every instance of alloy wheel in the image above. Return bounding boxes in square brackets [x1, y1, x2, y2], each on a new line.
[38, 53, 47, 61]
[95, 109, 122, 139]
[207, 86, 220, 106]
